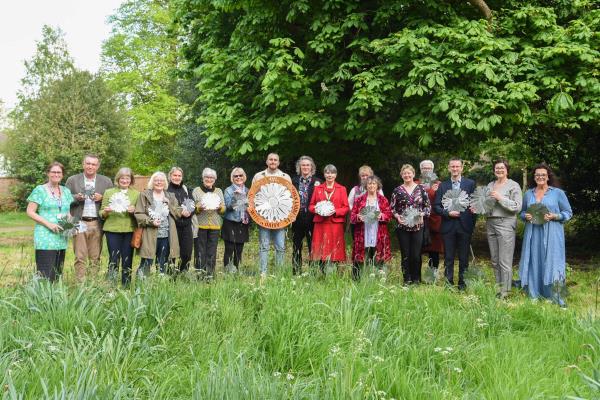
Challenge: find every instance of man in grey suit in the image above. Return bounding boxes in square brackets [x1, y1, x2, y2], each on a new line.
[65, 154, 113, 282]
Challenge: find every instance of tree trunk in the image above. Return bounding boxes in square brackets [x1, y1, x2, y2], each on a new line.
[468, 0, 493, 23]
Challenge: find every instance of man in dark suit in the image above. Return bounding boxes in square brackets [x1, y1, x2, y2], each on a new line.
[291, 156, 322, 275]
[433, 158, 476, 289]
[65, 154, 113, 282]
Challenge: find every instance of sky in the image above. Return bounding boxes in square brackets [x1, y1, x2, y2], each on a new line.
[0, 0, 125, 110]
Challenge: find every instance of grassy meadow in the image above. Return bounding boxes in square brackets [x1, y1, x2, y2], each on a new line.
[1, 212, 600, 399]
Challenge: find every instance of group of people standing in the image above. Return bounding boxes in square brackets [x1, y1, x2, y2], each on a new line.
[26, 152, 572, 305]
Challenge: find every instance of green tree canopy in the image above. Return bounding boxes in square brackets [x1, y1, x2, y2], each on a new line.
[102, 0, 188, 173]
[174, 0, 599, 163]
[5, 70, 128, 204]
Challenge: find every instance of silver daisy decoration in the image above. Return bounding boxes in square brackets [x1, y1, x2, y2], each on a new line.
[149, 201, 169, 222]
[315, 200, 336, 217]
[359, 205, 380, 224]
[254, 183, 294, 222]
[200, 192, 221, 210]
[402, 207, 421, 227]
[441, 189, 470, 213]
[181, 198, 196, 214]
[469, 186, 496, 215]
[108, 191, 130, 213]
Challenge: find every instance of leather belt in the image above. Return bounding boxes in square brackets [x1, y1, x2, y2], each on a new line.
[81, 217, 99, 222]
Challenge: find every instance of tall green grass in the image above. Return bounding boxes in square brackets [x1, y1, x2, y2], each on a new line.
[0, 271, 599, 399]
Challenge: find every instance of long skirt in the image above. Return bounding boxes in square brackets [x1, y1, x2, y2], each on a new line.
[311, 221, 346, 262]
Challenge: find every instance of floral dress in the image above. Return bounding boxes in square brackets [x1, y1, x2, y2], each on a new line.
[27, 185, 74, 250]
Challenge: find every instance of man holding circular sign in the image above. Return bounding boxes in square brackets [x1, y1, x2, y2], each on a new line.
[251, 153, 294, 278]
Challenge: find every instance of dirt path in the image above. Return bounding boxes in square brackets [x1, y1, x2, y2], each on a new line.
[0, 225, 32, 233]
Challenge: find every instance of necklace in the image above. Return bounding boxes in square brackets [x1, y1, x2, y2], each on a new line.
[47, 183, 62, 211]
[324, 185, 335, 202]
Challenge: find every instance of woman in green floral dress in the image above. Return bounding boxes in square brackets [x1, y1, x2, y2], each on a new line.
[26, 161, 74, 281]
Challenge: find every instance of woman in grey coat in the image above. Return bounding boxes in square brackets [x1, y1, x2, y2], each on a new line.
[486, 159, 522, 298]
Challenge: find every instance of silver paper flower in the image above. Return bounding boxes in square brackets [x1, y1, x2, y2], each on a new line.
[526, 203, 550, 225]
[359, 205, 380, 224]
[84, 185, 95, 200]
[108, 191, 130, 213]
[200, 192, 221, 210]
[149, 201, 169, 222]
[402, 207, 421, 227]
[254, 183, 294, 222]
[232, 192, 249, 213]
[420, 171, 438, 188]
[470, 186, 495, 215]
[181, 198, 196, 214]
[57, 214, 88, 237]
[315, 200, 336, 217]
[441, 189, 470, 212]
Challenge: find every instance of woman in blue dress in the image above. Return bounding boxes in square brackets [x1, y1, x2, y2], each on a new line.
[519, 163, 572, 306]
[26, 161, 74, 281]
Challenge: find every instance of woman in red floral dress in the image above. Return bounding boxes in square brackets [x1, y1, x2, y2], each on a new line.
[309, 164, 349, 269]
[350, 176, 392, 279]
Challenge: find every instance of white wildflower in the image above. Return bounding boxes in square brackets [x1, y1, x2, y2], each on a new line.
[434, 347, 442, 352]
[286, 373, 295, 380]
[453, 367, 463, 373]
[273, 371, 281, 377]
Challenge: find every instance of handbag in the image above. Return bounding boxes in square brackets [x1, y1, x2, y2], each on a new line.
[131, 227, 143, 249]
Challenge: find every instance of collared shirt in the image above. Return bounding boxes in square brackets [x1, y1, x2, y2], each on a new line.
[451, 178, 461, 191]
[82, 176, 97, 218]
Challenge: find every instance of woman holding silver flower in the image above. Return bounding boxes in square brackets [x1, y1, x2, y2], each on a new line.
[26, 161, 74, 281]
[309, 164, 349, 269]
[100, 167, 139, 285]
[222, 167, 250, 271]
[192, 168, 225, 278]
[350, 176, 392, 279]
[390, 164, 431, 284]
[519, 163, 572, 306]
[135, 171, 181, 277]
[167, 167, 195, 273]
[485, 159, 522, 298]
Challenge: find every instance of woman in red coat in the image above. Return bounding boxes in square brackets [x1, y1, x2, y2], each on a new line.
[350, 176, 392, 279]
[309, 164, 349, 270]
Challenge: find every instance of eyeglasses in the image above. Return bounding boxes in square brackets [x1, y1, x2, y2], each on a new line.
[233, 175, 244, 178]
[534, 174, 548, 178]
[49, 171, 63, 174]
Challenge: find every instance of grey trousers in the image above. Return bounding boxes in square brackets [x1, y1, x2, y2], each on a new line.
[486, 217, 516, 296]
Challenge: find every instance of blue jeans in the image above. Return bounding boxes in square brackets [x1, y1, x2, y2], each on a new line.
[138, 237, 170, 277]
[258, 227, 285, 274]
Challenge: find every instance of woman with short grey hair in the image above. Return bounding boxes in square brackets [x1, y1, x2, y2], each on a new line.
[135, 171, 181, 276]
[309, 164, 349, 271]
[192, 167, 225, 278]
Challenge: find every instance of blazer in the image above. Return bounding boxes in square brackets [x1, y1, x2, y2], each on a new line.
[292, 175, 323, 212]
[433, 177, 476, 234]
[308, 182, 349, 224]
[65, 173, 113, 220]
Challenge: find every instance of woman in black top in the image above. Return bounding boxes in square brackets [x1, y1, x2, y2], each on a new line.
[167, 167, 195, 273]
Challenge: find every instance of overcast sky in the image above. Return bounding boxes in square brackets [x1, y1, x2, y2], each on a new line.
[0, 0, 124, 110]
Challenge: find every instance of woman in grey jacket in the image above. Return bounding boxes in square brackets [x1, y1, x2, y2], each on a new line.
[486, 159, 522, 298]
[221, 168, 250, 272]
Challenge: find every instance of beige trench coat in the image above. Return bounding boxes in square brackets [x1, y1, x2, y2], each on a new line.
[134, 189, 181, 259]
